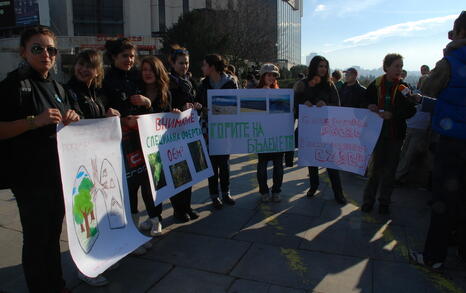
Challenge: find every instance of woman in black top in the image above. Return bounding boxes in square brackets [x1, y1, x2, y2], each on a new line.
[102, 38, 159, 255]
[294, 55, 347, 205]
[0, 26, 80, 293]
[167, 45, 201, 222]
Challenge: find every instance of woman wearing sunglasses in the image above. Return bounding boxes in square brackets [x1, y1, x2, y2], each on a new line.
[0, 26, 80, 293]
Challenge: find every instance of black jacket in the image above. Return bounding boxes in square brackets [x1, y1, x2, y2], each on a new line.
[338, 81, 366, 108]
[169, 72, 198, 110]
[0, 66, 75, 191]
[66, 77, 106, 119]
[102, 66, 143, 117]
[363, 76, 416, 140]
[293, 78, 340, 118]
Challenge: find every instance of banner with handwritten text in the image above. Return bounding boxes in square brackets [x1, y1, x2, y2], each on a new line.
[57, 118, 150, 278]
[207, 89, 295, 155]
[137, 109, 213, 205]
[297, 105, 383, 175]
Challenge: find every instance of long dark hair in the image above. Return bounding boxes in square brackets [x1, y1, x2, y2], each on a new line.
[141, 56, 170, 110]
[307, 55, 331, 87]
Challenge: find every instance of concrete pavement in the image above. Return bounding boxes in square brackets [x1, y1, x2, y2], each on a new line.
[1, 154, 466, 293]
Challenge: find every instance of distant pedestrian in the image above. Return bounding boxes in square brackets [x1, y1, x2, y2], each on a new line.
[339, 67, 366, 108]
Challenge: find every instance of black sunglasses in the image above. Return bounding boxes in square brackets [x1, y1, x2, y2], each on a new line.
[30, 45, 58, 56]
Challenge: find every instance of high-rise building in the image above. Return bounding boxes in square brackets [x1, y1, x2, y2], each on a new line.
[153, 0, 303, 68]
[0, 0, 303, 79]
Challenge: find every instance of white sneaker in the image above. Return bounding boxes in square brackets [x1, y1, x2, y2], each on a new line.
[261, 192, 271, 202]
[78, 271, 109, 287]
[139, 218, 152, 231]
[271, 193, 281, 202]
[131, 245, 147, 256]
[150, 218, 163, 236]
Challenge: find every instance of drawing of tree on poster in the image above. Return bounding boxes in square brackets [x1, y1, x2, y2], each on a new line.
[72, 168, 99, 253]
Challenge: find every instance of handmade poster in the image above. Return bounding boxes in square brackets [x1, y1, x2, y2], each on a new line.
[297, 105, 383, 175]
[57, 117, 150, 278]
[137, 109, 213, 205]
[207, 89, 295, 155]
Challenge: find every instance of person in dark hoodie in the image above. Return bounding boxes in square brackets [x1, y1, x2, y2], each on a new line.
[338, 67, 366, 108]
[198, 54, 239, 210]
[293, 55, 347, 205]
[0, 26, 80, 293]
[361, 53, 416, 215]
[102, 38, 157, 256]
[167, 45, 201, 222]
[409, 11, 466, 272]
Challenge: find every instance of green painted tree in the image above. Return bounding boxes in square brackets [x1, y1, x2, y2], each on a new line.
[73, 177, 95, 238]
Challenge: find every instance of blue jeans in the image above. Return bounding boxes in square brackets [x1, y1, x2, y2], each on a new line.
[257, 152, 284, 194]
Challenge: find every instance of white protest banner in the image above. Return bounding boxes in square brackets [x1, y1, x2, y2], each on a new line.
[297, 105, 383, 175]
[208, 89, 295, 155]
[57, 117, 150, 278]
[137, 109, 213, 205]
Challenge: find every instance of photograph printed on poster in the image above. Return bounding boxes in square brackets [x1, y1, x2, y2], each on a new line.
[169, 160, 193, 188]
[188, 140, 209, 172]
[148, 152, 167, 190]
[212, 95, 237, 115]
[240, 97, 267, 113]
[269, 95, 291, 113]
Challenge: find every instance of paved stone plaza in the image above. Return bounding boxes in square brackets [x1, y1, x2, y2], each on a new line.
[1, 154, 466, 293]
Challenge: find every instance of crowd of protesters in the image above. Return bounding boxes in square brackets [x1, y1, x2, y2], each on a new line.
[0, 10, 465, 293]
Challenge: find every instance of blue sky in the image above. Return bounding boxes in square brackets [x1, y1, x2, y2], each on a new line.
[301, 0, 464, 71]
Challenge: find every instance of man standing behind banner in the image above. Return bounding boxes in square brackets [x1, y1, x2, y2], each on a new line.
[294, 55, 347, 205]
[0, 26, 80, 293]
[361, 53, 416, 215]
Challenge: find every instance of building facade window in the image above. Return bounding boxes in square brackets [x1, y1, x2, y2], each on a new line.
[276, 0, 301, 67]
[183, 0, 189, 14]
[72, 0, 124, 36]
[158, 0, 166, 32]
[206, 0, 212, 9]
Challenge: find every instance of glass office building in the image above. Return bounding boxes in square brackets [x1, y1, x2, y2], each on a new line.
[72, 0, 124, 36]
[276, 0, 302, 67]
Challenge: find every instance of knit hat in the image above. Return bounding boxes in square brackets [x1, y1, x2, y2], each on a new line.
[259, 63, 280, 78]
